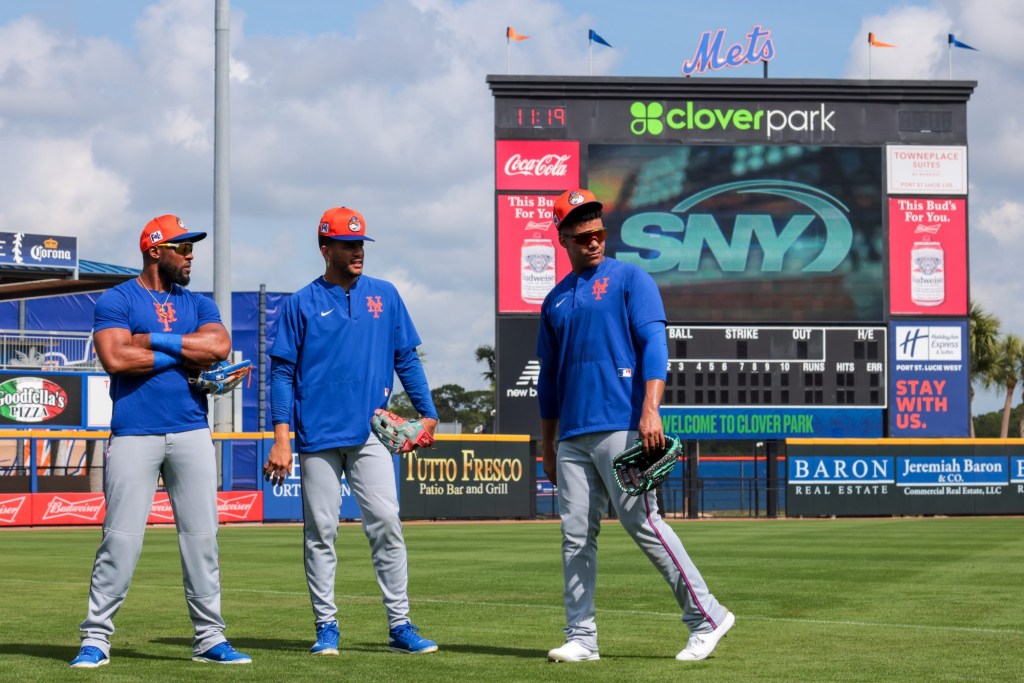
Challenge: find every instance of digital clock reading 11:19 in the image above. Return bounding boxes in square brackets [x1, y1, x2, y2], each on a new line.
[508, 106, 567, 128]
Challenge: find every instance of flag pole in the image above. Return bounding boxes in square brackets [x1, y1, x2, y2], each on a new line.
[868, 40, 872, 79]
[589, 40, 593, 76]
[506, 35, 510, 75]
[948, 42, 952, 79]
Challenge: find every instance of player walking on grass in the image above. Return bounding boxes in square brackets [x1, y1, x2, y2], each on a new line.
[537, 189, 734, 663]
[70, 215, 250, 668]
[263, 206, 439, 656]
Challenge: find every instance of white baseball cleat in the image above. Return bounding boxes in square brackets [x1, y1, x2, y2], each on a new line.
[676, 611, 735, 661]
[547, 641, 600, 662]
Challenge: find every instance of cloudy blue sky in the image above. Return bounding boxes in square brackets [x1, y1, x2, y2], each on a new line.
[0, 0, 1020, 414]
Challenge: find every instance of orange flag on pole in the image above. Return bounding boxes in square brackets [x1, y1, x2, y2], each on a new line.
[507, 26, 529, 42]
[868, 32, 896, 48]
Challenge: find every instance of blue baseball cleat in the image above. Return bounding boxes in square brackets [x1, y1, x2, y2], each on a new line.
[388, 622, 438, 654]
[310, 621, 340, 655]
[192, 641, 252, 664]
[69, 645, 109, 668]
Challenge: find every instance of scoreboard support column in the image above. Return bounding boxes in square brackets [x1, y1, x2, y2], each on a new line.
[685, 440, 699, 519]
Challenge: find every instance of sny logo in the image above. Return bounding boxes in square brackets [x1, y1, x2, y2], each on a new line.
[592, 277, 609, 300]
[366, 296, 383, 318]
[153, 302, 177, 332]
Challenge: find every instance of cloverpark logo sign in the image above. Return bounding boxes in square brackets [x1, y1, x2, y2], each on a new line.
[629, 101, 836, 139]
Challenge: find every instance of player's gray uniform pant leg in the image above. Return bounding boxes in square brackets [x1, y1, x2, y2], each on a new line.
[79, 429, 227, 656]
[301, 435, 410, 629]
[556, 430, 729, 649]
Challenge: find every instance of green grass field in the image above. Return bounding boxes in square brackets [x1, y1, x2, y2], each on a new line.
[4, 518, 1023, 681]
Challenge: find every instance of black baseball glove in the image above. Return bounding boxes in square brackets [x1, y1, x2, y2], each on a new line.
[612, 437, 683, 496]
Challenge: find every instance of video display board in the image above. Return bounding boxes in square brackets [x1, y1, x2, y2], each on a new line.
[590, 144, 884, 323]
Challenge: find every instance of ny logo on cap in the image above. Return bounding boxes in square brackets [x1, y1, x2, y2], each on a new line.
[319, 222, 330, 234]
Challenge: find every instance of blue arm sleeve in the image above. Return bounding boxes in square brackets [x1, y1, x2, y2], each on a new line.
[536, 315, 559, 420]
[537, 359, 559, 420]
[394, 347, 438, 420]
[270, 356, 296, 426]
[637, 320, 668, 382]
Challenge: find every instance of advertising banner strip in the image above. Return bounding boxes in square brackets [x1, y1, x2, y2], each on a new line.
[1, 492, 265, 527]
[663, 407, 882, 440]
[897, 456, 1009, 486]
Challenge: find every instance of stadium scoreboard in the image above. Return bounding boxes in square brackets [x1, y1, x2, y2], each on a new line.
[663, 326, 886, 408]
[491, 76, 974, 439]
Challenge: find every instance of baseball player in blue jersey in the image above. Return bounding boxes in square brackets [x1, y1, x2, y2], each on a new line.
[70, 215, 250, 668]
[538, 189, 734, 663]
[263, 206, 439, 656]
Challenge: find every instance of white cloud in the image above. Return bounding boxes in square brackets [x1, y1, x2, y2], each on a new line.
[0, 136, 130, 240]
[977, 200, 1024, 243]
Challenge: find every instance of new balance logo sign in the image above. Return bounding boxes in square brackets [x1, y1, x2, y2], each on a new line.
[506, 360, 540, 398]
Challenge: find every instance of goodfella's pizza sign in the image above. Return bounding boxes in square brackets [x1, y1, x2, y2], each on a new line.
[0, 374, 82, 426]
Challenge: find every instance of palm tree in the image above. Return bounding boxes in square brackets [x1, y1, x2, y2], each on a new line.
[968, 300, 1000, 437]
[987, 333, 1023, 438]
[474, 344, 495, 386]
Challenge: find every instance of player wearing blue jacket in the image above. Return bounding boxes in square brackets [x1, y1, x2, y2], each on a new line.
[538, 189, 734, 664]
[264, 207, 439, 656]
[70, 215, 250, 668]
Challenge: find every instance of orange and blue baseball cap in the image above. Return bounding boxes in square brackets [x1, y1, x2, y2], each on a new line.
[318, 207, 375, 242]
[552, 189, 603, 229]
[139, 215, 207, 251]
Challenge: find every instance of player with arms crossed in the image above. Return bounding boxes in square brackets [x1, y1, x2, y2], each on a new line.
[263, 206, 439, 656]
[70, 215, 251, 668]
[537, 189, 735, 663]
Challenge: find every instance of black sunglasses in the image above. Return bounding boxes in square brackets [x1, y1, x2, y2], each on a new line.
[155, 242, 194, 255]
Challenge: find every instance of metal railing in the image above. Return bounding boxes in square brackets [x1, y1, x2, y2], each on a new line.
[0, 329, 97, 371]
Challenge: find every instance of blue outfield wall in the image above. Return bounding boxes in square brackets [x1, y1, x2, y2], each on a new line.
[533, 457, 786, 516]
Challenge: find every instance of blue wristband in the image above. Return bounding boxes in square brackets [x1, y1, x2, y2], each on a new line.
[150, 333, 182, 357]
[152, 351, 179, 371]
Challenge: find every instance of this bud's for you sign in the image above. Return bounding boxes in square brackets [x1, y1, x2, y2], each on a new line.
[889, 322, 969, 437]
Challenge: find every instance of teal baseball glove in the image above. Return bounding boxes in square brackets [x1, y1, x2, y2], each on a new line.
[612, 437, 682, 496]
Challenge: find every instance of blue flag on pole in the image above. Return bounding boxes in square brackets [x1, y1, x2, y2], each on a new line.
[948, 34, 978, 51]
[589, 29, 612, 48]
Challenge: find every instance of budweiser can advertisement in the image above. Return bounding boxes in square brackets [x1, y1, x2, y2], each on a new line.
[521, 235, 556, 304]
[887, 197, 966, 316]
[910, 239, 944, 306]
[497, 194, 571, 313]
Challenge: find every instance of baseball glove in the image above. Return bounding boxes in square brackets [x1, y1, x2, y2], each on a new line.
[190, 359, 253, 395]
[370, 409, 435, 454]
[612, 437, 683, 496]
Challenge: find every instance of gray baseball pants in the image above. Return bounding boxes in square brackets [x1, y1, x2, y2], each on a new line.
[556, 430, 729, 651]
[300, 435, 410, 629]
[78, 429, 227, 657]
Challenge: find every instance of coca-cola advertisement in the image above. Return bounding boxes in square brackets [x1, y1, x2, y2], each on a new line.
[497, 194, 573, 313]
[496, 140, 579, 191]
[0, 494, 31, 525]
[888, 197, 967, 316]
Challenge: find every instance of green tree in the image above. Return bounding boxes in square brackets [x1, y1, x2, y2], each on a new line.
[987, 333, 1023, 438]
[475, 344, 495, 386]
[388, 384, 494, 433]
[968, 300, 1001, 437]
